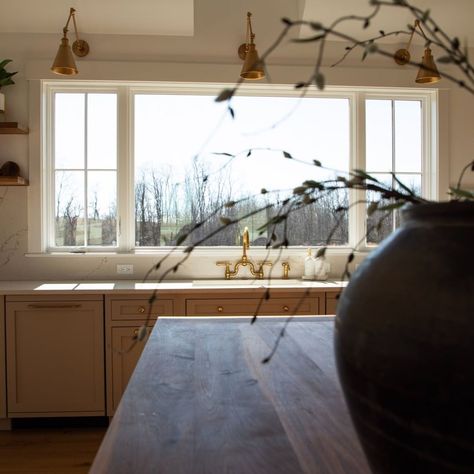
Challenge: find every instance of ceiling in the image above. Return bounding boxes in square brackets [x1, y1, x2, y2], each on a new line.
[300, 0, 474, 44]
[1, 0, 473, 43]
[0, 0, 194, 36]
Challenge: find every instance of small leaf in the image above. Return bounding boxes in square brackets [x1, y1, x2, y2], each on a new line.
[437, 56, 453, 64]
[315, 73, 325, 90]
[348, 253, 354, 263]
[452, 37, 460, 50]
[293, 186, 307, 195]
[310, 22, 323, 31]
[281, 17, 293, 26]
[261, 188, 268, 194]
[363, 19, 370, 29]
[215, 88, 235, 102]
[367, 201, 379, 216]
[283, 151, 293, 159]
[176, 234, 188, 245]
[213, 152, 234, 157]
[449, 187, 474, 199]
[220, 217, 232, 225]
[379, 30, 385, 36]
[353, 169, 379, 182]
[294, 82, 307, 89]
[184, 245, 194, 253]
[202, 175, 208, 183]
[228, 106, 235, 119]
[421, 9, 430, 23]
[246, 150, 252, 157]
[316, 247, 326, 258]
[224, 201, 236, 208]
[313, 159, 322, 167]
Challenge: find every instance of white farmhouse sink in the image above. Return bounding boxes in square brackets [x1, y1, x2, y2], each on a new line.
[192, 279, 303, 287]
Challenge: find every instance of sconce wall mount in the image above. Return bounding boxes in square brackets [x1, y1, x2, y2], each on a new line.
[238, 12, 265, 80]
[51, 8, 90, 76]
[393, 19, 441, 84]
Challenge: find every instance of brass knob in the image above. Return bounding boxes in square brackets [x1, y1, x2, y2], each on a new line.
[133, 328, 139, 336]
[283, 305, 289, 312]
[217, 306, 224, 313]
[138, 306, 145, 313]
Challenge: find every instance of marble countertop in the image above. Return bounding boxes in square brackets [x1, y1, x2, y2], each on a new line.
[0, 279, 347, 295]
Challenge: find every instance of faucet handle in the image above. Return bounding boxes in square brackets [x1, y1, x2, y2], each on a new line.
[257, 260, 273, 267]
[216, 261, 231, 279]
[282, 262, 291, 279]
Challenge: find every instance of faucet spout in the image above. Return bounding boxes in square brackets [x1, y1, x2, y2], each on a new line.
[242, 227, 250, 259]
[216, 226, 272, 279]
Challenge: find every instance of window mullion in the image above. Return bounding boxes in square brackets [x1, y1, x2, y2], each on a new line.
[117, 86, 133, 251]
[350, 92, 367, 250]
[84, 93, 89, 247]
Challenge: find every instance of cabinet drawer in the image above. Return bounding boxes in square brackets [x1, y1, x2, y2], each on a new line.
[111, 299, 174, 320]
[186, 297, 320, 316]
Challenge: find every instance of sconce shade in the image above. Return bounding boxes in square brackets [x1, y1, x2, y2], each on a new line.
[51, 37, 78, 75]
[415, 48, 441, 84]
[240, 44, 265, 80]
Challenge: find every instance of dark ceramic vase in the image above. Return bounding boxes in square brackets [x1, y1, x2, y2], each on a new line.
[335, 201, 474, 474]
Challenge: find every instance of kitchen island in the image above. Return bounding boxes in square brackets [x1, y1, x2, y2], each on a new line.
[90, 316, 370, 474]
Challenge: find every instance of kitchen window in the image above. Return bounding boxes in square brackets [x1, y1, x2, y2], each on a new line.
[40, 82, 437, 254]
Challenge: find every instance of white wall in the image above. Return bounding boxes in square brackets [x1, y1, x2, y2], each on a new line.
[0, 17, 473, 281]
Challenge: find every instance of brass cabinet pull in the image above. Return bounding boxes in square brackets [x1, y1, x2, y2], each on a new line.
[27, 304, 82, 309]
[133, 328, 139, 336]
[217, 306, 224, 313]
[283, 305, 289, 312]
[138, 306, 145, 313]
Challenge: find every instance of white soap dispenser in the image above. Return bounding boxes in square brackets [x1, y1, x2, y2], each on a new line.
[303, 248, 315, 279]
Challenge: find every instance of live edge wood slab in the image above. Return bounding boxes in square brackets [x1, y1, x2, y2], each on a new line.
[91, 317, 370, 474]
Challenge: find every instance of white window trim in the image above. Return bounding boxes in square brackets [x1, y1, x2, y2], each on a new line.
[29, 81, 438, 257]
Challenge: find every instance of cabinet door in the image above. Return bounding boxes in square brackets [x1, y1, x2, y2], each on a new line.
[326, 293, 341, 315]
[0, 297, 5, 419]
[6, 300, 105, 416]
[111, 326, 151, 413]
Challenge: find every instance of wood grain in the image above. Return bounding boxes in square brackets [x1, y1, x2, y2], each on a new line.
[91, 317, 370, 474]
[0, 426, 106, 473]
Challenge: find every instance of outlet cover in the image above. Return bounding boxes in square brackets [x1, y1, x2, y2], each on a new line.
[117, 264, 134, 275]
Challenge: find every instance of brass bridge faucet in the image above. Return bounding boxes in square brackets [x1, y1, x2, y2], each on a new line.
[217, 227, 272, 279]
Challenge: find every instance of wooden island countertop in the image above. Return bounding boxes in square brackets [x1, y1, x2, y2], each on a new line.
[91, 316, 370, 474]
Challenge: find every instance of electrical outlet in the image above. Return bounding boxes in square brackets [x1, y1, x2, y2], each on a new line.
[117, 264, 134, 275]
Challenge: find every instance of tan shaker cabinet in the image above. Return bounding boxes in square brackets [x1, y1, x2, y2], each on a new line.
[110, 326, 151, 413]
[5, 297, 105, 417]
[0, 297, 6, 420]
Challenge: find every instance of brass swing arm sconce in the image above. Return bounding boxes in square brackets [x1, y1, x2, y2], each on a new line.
[51, 7, 90, 76]
[394, 19, 441, 84]
[238, 12, 265, 80]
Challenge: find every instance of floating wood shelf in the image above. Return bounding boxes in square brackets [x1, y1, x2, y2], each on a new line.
[0, 176, 29, 186]
[0, 122, 28, 134]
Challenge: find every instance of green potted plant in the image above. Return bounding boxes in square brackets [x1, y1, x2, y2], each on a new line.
[0, 59, 17, 114]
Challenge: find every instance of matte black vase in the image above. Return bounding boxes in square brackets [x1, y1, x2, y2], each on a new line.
[335, 201, 474, 474]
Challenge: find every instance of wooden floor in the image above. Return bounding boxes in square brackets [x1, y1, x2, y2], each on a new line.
[0, 421, 106, 474]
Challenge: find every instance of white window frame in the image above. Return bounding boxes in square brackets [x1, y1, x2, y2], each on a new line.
[39, 81, 438, 257]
